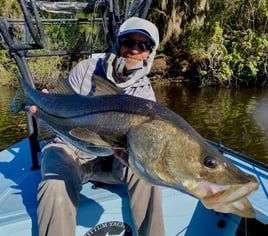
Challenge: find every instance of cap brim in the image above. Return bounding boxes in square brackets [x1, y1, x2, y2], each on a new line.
[118, 29, 155, 45]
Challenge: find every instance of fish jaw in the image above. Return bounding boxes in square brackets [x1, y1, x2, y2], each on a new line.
[206, 196, 256, 218]
[189, 179, 259, 218]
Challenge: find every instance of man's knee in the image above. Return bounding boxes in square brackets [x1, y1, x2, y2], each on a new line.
[38, 177, 81, 207]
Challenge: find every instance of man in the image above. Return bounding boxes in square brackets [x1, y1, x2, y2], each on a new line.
[36, 17, 165, 236]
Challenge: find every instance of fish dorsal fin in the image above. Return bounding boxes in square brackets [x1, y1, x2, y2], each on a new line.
[50, 74, 120, 96]
[50, 75, 75, 95]
[93, 74, 121, 96]
[69, 127, 112, 148]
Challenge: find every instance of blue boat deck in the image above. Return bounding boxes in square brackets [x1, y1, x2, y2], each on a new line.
[0, 139, 267, 235]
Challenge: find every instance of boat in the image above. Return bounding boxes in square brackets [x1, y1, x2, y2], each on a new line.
[0, 1, 268, 235]
[1, 139, 268, 235]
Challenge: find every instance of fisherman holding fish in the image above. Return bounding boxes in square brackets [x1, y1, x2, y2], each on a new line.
[13, 14, 259, 236]
[31, 17, 165, 236]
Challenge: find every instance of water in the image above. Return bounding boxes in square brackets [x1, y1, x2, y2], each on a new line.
[0, 87, 27, 151]
[1, 83, 268, 165]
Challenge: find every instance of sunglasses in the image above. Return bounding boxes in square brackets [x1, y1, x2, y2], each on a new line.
[119, 37, 154, 52]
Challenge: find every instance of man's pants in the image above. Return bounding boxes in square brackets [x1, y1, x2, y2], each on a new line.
[37, 144, 165, 236]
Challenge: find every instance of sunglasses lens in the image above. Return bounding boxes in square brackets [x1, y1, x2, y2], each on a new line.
[138, 43, 148, 51]
[120, 38, 152, 51]
[120, 38, 135, 48]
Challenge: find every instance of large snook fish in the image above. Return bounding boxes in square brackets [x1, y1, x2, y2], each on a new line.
[11, 77, 259, 218]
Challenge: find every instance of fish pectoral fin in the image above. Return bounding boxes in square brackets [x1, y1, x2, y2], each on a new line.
[69, 128, 112, 148]
[93, 75, 121, 96]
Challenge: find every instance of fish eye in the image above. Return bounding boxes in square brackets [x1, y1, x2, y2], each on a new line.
[203, 156, 217, 168]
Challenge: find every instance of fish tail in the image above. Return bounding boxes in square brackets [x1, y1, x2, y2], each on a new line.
[10, 76, 32, 115]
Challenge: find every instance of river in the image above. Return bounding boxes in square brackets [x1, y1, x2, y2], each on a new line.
[0, 87, 27, 151]
[1, 83, 268, 165]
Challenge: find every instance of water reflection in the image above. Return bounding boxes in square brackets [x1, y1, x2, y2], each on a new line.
[152, 82, 268, 164]
[1, 83, 268, 164]
[0, 87, 27, 151]
[252, 95, 268, 139]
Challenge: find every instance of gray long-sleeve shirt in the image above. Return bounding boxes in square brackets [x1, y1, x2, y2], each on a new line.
[67, 55, 156, 101]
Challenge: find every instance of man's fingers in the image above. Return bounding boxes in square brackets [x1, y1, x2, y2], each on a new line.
[28, 89, 48, 116]
[29, 105, 38, 114]
[42, 88, 49, 93]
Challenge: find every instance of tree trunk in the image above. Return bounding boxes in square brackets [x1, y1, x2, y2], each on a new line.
[150, 0, 209, 44]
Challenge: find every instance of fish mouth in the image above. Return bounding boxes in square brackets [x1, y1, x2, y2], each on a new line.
[190, 180, 259, 218]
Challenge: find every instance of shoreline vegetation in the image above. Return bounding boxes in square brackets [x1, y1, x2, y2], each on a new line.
[0, 0, 267, 89]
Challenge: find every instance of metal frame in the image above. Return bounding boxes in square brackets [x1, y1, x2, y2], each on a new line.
[0, 0, 152, 170]
[0, 0, 46, 170]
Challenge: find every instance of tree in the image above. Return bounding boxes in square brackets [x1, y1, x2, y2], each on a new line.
[149, 0, 209, 44]
[149, 0, 268, 87]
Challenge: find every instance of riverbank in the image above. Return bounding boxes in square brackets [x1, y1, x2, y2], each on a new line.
[1, 53, 267, 89]
[150, 52, 268, 88]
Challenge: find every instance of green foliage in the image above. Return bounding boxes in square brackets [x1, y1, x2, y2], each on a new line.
[27, 55, 63, 88]
[39, 9, 106, 53]
[0, 0, 22, 17]
[0, 49, 18, 86]
[0, 0, 108, 86]
[1, 0, 267, 87]
[178, 0, 268, 87]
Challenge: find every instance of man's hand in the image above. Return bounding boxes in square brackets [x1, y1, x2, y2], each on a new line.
[28, 88, 49, 116]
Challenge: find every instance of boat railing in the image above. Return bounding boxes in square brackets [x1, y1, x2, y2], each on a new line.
[207, 139, 268, 172]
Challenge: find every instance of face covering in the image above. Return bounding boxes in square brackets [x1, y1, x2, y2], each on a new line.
[103, 17, 159, 89]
